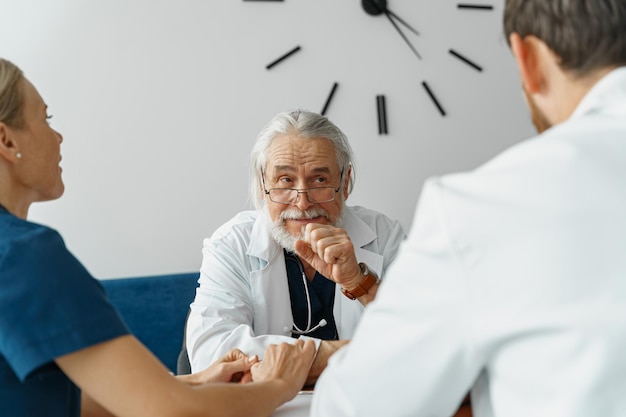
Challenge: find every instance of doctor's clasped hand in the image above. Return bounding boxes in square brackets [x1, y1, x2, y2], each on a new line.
[295, 223, 380, 306]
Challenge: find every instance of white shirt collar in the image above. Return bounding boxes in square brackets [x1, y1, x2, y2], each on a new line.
[570, 66, 626, 120]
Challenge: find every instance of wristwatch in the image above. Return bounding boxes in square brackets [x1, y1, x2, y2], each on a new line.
[341, 262, 381, 300]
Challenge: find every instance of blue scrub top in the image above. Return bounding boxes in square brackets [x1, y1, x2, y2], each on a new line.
[0, 206, 129, 417]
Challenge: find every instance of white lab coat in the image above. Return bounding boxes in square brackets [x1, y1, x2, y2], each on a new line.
[312, 68, 626, 417]
[186, 205, 404, 372]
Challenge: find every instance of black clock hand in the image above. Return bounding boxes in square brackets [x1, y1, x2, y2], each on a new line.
[384, 11, 422, 60]
[362, 0, 419, 36]
[362, 0, 421, 60]
[386, 8, 419, 36]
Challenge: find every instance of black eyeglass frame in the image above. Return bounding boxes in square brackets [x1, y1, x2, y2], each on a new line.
[261, 169, 344, 205]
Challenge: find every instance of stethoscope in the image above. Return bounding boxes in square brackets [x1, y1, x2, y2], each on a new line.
[283, 254, 328, 335]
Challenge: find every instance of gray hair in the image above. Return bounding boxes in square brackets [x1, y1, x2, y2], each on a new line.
[249, 109, 355, 210]
[0, 58, 25, 128]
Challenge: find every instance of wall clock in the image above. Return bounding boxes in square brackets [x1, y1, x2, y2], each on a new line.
[244, 0, 495, 135]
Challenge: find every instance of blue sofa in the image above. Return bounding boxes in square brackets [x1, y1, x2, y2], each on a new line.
[99, 272, 198, 373]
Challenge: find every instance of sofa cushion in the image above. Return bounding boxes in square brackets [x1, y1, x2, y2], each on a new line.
[100, 273, 198, 373]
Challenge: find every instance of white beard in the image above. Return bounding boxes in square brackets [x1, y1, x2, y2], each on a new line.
[268, 206, 345, 253]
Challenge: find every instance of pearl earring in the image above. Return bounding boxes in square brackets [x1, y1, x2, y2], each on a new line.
[16, 152, 22, 159]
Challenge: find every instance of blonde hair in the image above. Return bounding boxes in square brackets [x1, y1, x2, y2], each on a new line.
[0, 58, 25, 128]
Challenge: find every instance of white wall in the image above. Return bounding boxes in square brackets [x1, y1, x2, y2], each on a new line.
[1, 0, 535, 278]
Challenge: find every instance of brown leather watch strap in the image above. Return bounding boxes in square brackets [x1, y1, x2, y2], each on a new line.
[341, 262, 380, 300]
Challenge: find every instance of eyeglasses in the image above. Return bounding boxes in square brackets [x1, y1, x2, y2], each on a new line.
[262, 170, 343, 205]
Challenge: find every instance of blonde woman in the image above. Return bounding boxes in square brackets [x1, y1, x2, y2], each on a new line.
[0, 57, 315, 417]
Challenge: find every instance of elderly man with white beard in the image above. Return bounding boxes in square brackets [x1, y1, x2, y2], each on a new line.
[185, 110, 405, 386]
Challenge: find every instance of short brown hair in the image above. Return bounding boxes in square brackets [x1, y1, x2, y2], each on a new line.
[504, 0, 626, 76]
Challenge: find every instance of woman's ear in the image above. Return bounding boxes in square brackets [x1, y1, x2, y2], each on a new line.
[0, 123, 21, 162]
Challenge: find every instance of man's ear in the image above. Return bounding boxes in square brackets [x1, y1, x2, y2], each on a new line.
[342, 165, 352, 200]
[0, 122, 20, 162]
[510, 33, 544, 95]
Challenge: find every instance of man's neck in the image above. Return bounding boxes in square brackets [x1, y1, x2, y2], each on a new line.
[546, 66, 617, 125]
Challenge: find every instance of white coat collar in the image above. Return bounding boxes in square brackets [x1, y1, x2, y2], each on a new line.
[570, 66, 626, 120]
[247, 207, 282, 265]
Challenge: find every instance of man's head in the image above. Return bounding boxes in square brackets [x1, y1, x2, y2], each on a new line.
[249, 110, 354, 251]
[504, 0, 626, 132]
[504, 0, 626, 77]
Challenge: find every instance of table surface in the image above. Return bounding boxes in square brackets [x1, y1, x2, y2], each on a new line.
[272, 392, 313, 417]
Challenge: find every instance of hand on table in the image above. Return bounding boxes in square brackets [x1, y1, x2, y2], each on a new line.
[304, 339, 349, 387]
[251, 340, 316, 400]
[177, 348, 257, 385]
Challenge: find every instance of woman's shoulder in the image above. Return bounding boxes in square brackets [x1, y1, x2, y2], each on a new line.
[0, 216, 69, 273]
[0, 215, 63, 248]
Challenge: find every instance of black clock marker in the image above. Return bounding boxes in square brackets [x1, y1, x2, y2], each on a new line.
[457, 4, 494, 10]
[266, 46, 301, 70]
[321, 82, 339, 116]
[449, 49, 483, 72]
[422, 82, 446, 117]
[376, 95, 388, 135]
